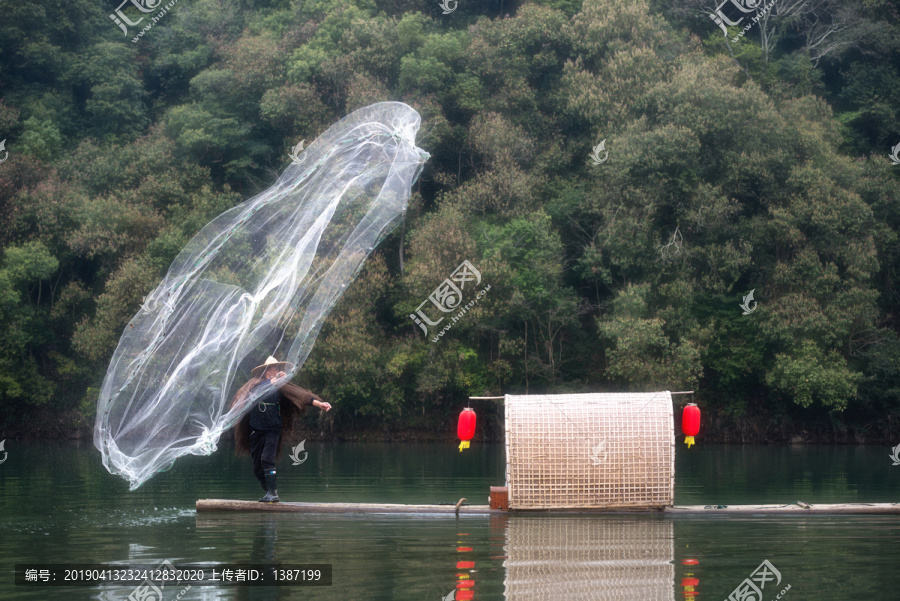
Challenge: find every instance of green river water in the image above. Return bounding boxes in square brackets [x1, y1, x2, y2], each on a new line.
[1, 441, 898, 600]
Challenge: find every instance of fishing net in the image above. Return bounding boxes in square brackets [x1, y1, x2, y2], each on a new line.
[94, 102, 430, 489]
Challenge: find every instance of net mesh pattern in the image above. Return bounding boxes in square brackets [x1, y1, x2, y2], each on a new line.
[94, 102, 429, 489]
[505, 393, 674, 509]
[504, 517, 674, 601]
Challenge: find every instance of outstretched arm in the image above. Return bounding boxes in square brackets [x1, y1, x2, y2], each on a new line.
[279, 382, 330, 412]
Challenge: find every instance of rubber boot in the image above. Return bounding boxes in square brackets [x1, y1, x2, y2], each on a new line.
[259, 471, 280, 503]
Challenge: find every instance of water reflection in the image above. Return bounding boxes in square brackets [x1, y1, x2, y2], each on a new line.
[232, 515, 277, 601]
[3, 442, 898, 600]
[681, 558, 701, 600]
[503, 516, 674, 601]
[454, 526, 476, 600]
[187, 511, 677, 601]
[190, 514, 280, 601]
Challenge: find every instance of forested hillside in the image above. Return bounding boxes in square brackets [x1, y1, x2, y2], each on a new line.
[1, 0, 899, 442]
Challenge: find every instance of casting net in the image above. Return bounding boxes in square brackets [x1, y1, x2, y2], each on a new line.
[94, 102, 430, 489]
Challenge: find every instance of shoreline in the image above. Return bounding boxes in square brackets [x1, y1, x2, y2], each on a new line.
[4, 423, 897, 445]
[4, 406, 896, 445]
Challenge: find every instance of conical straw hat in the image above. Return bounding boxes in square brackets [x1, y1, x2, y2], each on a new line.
[251, 355, 294, 377]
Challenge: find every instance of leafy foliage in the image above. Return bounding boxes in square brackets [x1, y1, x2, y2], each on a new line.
[0, 0, 898, 440]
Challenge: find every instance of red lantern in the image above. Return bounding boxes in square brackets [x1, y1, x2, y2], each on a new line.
[458, 408, 476, 452]
[682, 403, 700, 448]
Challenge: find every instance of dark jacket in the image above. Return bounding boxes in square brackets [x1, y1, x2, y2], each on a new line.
[247, 380, 282, 431]
[229, 375, 324, 460]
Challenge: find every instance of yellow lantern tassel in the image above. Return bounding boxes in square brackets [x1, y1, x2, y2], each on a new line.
[685, 436, 695, 448]
[459, 440, 470, 452]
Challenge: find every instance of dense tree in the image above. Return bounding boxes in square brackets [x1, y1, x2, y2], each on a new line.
[0, 0, 898, 442]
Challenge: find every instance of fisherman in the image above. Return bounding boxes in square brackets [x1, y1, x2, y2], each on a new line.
[229, 356, 331, 503]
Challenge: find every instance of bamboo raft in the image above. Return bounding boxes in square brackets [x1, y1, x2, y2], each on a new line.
[196, 499, 900, 515]
[196, 499, 495, 514]
[665, 503, 900, 514]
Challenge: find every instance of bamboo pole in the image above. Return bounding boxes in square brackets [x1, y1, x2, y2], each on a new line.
[196, 499, 900, 515]
[196, 499, 497, 514]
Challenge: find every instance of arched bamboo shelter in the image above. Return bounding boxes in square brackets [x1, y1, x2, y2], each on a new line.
[504, 392, 675, 510]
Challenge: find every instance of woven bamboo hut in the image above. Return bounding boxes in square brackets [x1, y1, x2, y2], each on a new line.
[504, 516, 674, 601]
[504, 392, 675, 510]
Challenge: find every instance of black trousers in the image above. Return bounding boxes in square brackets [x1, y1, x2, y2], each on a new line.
[249, 429, 280, 487]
